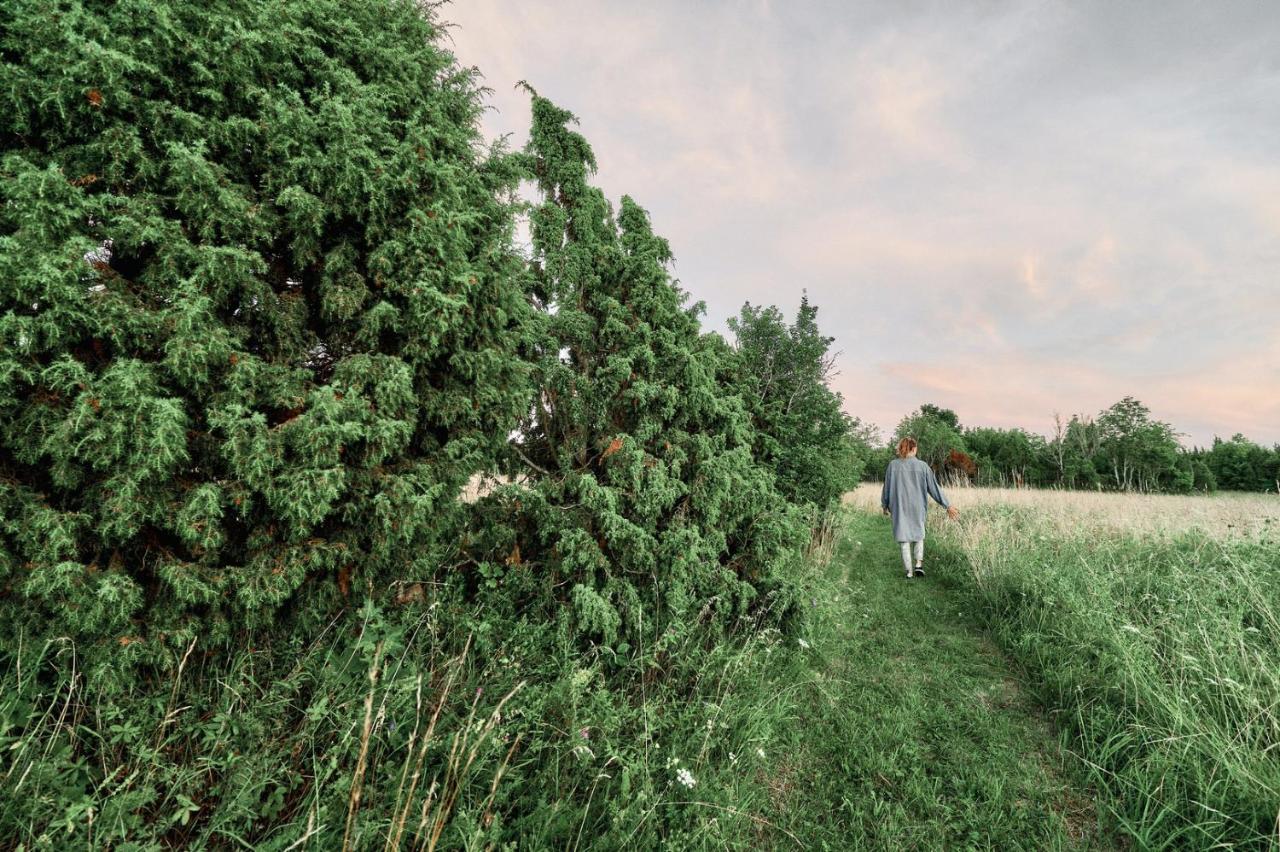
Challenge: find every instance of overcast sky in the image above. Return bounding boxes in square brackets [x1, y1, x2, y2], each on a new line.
[446, 1, 1280, 446]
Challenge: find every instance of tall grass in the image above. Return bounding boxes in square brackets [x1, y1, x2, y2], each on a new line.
[0, 548, 830, 848]
[850, 484, 1280, 849]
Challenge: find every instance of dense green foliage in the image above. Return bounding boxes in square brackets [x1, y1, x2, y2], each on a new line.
[892, 403, 969, 473]
[4, 0, 1273, 846]
[871, 398, 1279, 494]
[462, 91, 806, 660]
[1199, 433, 1280, 493]
[0, 2, 842, 846]
[728, 296, 867, 513]
[1, 0, 534, 691]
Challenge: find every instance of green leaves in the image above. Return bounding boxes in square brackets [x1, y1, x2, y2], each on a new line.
[0, 5, 842, 846]
[730, 297, 864, 512]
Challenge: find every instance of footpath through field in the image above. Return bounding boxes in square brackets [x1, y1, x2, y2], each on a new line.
[759, 511, 1115, 850]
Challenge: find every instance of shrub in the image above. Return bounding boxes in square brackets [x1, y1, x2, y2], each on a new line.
[463, 93, 807, 659]
[0, 0, 532, 690]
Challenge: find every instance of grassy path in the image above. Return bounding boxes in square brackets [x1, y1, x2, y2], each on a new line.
[758, 511, 1114, 850]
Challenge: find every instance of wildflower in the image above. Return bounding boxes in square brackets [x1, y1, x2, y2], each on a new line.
[756, 747, 766, 759]
[579, 727, 590, 740]
[676, 767, 696, 788]
[797, 638, 810, 649]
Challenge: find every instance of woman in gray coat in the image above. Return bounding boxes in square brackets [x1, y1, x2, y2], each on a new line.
[881, 436, 959, 578]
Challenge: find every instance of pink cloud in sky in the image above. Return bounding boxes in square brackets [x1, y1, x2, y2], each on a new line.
[444, 1, 1280, 446]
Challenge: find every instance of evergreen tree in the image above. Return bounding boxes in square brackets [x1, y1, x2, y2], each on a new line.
[463, 93, 805, 655]
[0, 0, 532, 688]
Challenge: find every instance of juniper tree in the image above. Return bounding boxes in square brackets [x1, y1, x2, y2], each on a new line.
[464, 94, 805, 654]
[0, 0, 532, 688]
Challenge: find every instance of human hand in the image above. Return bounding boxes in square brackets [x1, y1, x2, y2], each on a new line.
[947, 506, 959, 520]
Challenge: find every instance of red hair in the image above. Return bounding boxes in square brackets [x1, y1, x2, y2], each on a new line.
[896, 437, 918, 458]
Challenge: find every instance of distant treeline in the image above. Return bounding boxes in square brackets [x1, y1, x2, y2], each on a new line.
[860, 399, 1280, 494]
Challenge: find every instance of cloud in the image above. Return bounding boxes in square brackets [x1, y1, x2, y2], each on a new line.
[443, 0, 1280, 446]
[851, 347, 1280, 448]
[1021, 253, 1044, 299]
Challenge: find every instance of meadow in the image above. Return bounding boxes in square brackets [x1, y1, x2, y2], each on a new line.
[848, 483, 1280, 849]
[8, 487, 1276, 849]
[3, 2, 1276, 846]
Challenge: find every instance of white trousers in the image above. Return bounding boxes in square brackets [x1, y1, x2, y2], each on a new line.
[899, 540, 924, 576]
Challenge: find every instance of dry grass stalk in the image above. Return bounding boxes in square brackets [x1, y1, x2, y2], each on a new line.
[845, 482, 1280, 540]
[343, 640, 384, 851]
[420, 680, 526, 851]
[386, 634, 471, 851]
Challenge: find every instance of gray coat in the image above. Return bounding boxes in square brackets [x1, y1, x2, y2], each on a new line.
[881, 457, 950, 542]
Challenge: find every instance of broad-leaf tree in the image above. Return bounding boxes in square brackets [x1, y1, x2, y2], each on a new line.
[894, 404, 967, 474]
[1097, 397, 1180, 492]
[728, 296, 864, 512]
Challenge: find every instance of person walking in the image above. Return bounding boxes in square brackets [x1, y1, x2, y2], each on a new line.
[881, 437, 959, 578]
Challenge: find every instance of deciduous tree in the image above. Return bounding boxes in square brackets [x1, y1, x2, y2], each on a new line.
[728, 296, 865, 512]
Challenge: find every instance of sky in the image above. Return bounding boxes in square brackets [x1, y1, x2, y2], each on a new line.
[445, 1, 1280, 447]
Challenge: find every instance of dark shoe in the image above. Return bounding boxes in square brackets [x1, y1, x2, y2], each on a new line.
[913, 567, 925, 578]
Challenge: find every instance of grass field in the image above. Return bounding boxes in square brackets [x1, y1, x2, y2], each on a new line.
[740, 512, 1113, 849]
[848, 483, 1280, 850]
[6, 489, 1275, 847]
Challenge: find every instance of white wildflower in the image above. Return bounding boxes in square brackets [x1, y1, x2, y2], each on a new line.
[676, 768, 696, 789]
[756, 747, 766, 759]
[797, 638, 810, 650]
